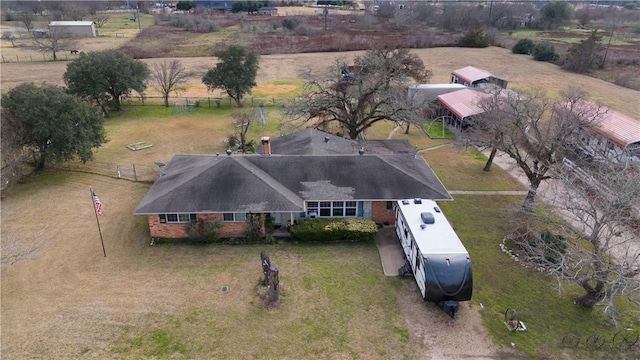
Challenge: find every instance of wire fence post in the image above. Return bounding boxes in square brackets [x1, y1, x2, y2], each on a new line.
[117, 165, 121, 178]
[133, 164, 137, 181]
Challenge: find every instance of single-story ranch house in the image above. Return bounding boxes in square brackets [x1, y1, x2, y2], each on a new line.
[134, 129, 452, 239]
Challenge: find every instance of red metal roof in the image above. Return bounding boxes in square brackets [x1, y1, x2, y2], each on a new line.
[592, 106, 640, 148]
[437, 89, 490, 119]
[451, 66, 496, 84]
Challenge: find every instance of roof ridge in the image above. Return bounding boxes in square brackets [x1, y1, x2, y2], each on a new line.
[377, 155, 452, 200]
[233, 157, 304, 209]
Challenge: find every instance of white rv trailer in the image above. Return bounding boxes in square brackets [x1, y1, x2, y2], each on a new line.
[395, 198, 473, 318]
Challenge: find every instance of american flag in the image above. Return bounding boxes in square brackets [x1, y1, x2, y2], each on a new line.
[92, 190, 102, 215]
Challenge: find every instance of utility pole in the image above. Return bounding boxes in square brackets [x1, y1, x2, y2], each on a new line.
[324, 7, 328, 32]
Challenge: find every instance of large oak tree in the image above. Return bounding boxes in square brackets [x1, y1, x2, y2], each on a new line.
[286, 47, 431, 140]
[1, 83, 106, 170]
[64, 49, 150, 114]
[202, 45, 260, 108]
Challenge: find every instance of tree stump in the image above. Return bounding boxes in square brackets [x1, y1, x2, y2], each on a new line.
[268, 265, 280, 302]
[260, 251, 271, 285]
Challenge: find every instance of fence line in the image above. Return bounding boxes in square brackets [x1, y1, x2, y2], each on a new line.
[123, 95, 290, 109]
[54, 161, 160, 183]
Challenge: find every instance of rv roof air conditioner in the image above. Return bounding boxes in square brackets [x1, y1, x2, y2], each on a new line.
[421, 212, 435, 224]
[414, 198, 422, 204]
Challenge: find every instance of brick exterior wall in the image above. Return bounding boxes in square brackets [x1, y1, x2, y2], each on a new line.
[371, 201, 396, 224]
[147, 213, 264, 239]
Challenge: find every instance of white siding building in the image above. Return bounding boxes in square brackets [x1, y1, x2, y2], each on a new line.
[48, 21, 96, 38]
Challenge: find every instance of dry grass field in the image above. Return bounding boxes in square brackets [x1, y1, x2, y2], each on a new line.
[2, 47, 639, 118]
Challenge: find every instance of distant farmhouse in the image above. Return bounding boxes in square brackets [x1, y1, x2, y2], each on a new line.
[194, 0, 234, 13]
[48, 21, 96, 38]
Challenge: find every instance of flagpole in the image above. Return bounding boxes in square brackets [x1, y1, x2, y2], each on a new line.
[90, 186, 107, 257]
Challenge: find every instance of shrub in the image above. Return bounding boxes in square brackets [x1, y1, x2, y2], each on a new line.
[282, 17, 301, 30]
[291, 218, 377, 243]
[244, 213, 263, 242]
[528, 230, 567, 265]
[512, 38, 535, 55]
[532, 42, 558, 61]
[611, 70, 640, 91]
[457, 28, 490, 48]
[184, 218, 223, 244]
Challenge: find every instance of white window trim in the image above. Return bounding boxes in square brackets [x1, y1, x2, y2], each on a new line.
[306, 201, 358, 218]
[223, 212, 247, 222]
[160, 213, 195, 224]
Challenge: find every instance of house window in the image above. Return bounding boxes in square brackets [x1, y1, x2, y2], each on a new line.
[306, 201, 358, 218]
[223, 213, 247, 222]
[159, 213, 196, 223]
[386, 201, 394, 210]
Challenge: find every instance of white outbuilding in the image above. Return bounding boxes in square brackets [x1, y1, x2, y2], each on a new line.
[48, 21, 96, 38]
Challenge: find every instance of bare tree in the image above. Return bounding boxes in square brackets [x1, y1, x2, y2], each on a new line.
[286, 47, 431, 140]
[2, 32, 16, 47]
[32, 28, 68, 61]
[93, 15, 110, 29]
[468, 88, 604, 210]
[149, 60, 191, 108]
[17, 7, 35, 31]
[396, 89, 437, 135]
[1, 226, 49, 266]
[231, 111, 253, 153]
[507, 160, 640, 323]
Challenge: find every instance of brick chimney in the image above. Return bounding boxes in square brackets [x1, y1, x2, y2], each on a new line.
[261, 136, 271, 155]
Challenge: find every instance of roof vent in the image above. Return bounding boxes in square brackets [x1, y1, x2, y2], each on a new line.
[226, 149, 232, 156]
[434, 206, 441, 213]
[420, 224, 427, 229]
[421, 212, 435, 224]
[402, 200, 409, 205]
[324, 136, 330, 143]
[359, 147, 365, 155]
[413, 198, 422, 204]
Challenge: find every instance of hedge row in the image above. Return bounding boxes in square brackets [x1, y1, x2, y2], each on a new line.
[290, 218, 378, 243]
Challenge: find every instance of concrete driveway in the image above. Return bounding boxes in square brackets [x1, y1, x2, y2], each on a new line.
[375, 226, 406, 276]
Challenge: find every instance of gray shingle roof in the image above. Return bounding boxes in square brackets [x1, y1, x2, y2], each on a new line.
[134, 153, 451, 214]
[261, 128, 416, 155]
